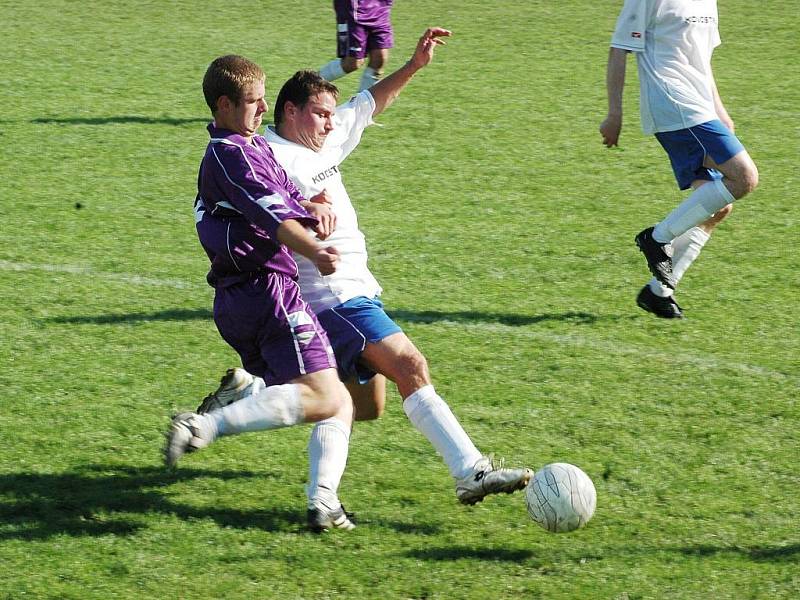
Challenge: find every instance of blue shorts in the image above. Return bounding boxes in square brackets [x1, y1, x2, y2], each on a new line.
[317, 296, 402, 384]
[655, 120, 745, 190]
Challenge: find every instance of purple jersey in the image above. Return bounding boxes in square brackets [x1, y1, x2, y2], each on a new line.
[196, 123, 317, 287]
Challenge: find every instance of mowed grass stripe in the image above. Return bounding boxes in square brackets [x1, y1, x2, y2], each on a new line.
[7, 259, 792, 384]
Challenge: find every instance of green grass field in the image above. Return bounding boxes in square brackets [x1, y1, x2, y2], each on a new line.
[1, 1, 798, 598]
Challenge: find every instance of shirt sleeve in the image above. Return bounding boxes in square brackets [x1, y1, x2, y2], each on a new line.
[610, 0, 648, 52]
[208, 142, 317, 240]
[327, 91, 376, 160]
[712, 4, 721, 48]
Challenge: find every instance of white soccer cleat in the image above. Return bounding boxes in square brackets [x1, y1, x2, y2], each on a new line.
[164, 412, 217, 467]
[196, 368, 255, 414]
[307, 501, 356, 533]
[456, 455, 533, 505]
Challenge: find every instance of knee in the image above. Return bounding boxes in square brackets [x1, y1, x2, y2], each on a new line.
[730, 161, 759, 199]
[341, 57, 363, 73]
[742, 163, 759, 195]
[299, 372, 349, 420]
[396, 349, 430, 391]
[314, 393, 343, 420]
[367, 50, 388, 72]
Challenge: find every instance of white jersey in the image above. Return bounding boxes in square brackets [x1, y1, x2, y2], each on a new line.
[264, 91, 382, 313]
[611, 0, 721, 134]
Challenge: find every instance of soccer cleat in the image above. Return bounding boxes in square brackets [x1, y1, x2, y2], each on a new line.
[164, 412, 217, 467]
[636, 285, 683, 319]
[635, 227, 677, 289]
[456, 456, 533, 505]
[196, 368, 255, 414]
[307, 502, 356, 533]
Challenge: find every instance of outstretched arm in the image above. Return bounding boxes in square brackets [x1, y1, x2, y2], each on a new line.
[368, 27, 452, 117]
[599, 47, 629, 148]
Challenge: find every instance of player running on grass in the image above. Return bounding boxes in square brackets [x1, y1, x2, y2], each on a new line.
[195, 27, 532, 531]
[600, 0, 758, 318]
[318, 0, 395, 91]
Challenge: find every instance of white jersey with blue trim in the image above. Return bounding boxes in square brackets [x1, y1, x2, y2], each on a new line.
[264, 90, 382, 314]
[611, 0, 721, 134]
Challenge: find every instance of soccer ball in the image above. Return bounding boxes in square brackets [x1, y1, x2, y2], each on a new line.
[525, 463, 596, 533]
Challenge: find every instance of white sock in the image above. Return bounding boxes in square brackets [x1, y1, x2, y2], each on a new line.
[647, 226, 711, 297]
[319, 59, 346, 81]
[402, 385, 483, 480]
[307, 418, 351, 509]
[208, 384, 304, 435]
[359, 67, 380, 91]
[653, 179, 734, 242]
[672, 226, 710, 281]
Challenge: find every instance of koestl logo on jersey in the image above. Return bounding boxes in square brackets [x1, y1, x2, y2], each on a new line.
[684, 15, 717, 24]
[631, 31, 642, 38]
[312, 164, 340, 185]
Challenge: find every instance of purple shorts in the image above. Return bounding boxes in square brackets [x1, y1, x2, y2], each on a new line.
[334, 0, 394, 58]
[213, 273, 336, 386]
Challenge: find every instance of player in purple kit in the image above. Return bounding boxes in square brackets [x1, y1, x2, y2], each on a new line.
[164, 54, 356, 532]
[318, 0, 394, 91]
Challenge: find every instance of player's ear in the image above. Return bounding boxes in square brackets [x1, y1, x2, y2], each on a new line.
[217, 95, 233, 113]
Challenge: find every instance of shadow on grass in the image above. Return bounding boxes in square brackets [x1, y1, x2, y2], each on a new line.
[388, 309, 598, 327]
[0, 464, 444, 539]
[0, 464, 305, 540]
[44, 308, 597, 327]
[404, 546, 536, 562]
[675, 544, 800, 562]
[30, 116, 208, 126]
[46, 308, 213, 325]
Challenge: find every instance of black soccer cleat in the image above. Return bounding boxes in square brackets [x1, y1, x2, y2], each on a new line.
[636, 285, 683, 319]
[635, 227, 677, 290]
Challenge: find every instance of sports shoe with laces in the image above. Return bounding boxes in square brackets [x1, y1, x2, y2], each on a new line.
[636, 285, 683, 319]
[196, 368, 255, 414]
[164, 412, 217, 467]
[456, 456, 533, 505]
[635, 227, 677, 289]
[307, 502, 356, 532]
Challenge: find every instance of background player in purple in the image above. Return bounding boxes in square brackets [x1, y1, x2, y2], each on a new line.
[318, 0, 394, 91]
[164, 54, 356, 532]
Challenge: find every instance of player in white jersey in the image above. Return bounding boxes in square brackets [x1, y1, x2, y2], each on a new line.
[196, 28, 532, 531]
[600, 0, 758, 318]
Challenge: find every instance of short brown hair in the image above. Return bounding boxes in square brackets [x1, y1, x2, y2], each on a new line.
[202, 55, 265, 114]
[274, 70, 339, 126]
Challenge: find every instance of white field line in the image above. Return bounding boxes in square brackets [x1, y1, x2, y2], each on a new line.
[3, 260, 794, 384]
[0, 260, 202, 290]
[405, 320, 798, 385]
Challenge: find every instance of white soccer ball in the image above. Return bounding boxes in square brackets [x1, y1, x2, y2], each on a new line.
[525, 463, 596, 533]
